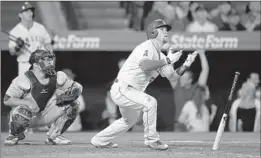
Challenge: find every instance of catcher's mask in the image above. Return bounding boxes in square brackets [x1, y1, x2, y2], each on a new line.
[29, 49, 56, 76]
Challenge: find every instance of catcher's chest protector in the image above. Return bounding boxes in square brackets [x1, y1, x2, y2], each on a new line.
[25, 70, 57, 111]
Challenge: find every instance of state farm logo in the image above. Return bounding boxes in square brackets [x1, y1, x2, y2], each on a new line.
[53, 34, 100, 49]
[171, 34, 238, 49]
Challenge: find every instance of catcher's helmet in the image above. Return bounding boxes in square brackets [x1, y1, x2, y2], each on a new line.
[29, 49, 56, 76]
[146, 19, 172, 39]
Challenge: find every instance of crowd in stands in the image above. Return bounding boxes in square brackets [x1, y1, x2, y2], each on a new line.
[120, 1, 261, 32]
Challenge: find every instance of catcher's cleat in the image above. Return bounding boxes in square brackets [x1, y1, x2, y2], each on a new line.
[91, 142, 119, 148]
[4, 133, 25, 146]
[45, 135, 72, 145]
[147, 140, 168, 150]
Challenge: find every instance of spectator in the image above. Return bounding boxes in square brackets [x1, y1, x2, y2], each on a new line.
[187, 1, 200, 22]
[209, 1, 232, 29]
[229, 73, 260, 132]
[129, 2, 144, 31]
[169, 1, 191, 31]
[219, 9, 246, 31]
[170, 50, 209, 131]
[241, 1, 261, 31]
[141, 2, 154, 30]
[144, 2, 175, 30]
[62, 69, 86, 132]
[186, 5, 218, 32]
[178, 86, 218, 132]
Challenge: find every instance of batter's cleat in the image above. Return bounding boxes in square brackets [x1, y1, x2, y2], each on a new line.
[147, 140, 168, 150]
[91, 142, 119, 148]
[4, 133, 25, 146]
[45, 135, 72, 145]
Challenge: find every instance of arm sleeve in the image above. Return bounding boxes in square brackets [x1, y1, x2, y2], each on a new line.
[5, 76, 30, 98]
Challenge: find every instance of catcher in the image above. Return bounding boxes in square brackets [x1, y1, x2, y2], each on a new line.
[3, 49, 82, 146]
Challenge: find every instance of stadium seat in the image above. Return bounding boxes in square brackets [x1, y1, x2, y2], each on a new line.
[72, 2, 129, 30]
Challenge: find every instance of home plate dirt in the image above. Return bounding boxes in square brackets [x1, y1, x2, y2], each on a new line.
[1, 132, 260, 158]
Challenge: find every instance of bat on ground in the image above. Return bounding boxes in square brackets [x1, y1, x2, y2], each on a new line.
[212, 71, 240, 150]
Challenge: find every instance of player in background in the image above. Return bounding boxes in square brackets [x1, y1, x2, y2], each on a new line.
[229, 73, 260, 132]
[91, 19, 200, 150]
[8, 2, 53, 75]
[3, 49, 82, 146]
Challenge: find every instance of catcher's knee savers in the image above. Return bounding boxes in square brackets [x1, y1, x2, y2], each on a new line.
[48, 102, 79, 139]
[10, 106, 33, 136]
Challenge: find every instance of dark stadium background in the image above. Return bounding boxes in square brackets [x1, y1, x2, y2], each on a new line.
[2, 50, 260, 131]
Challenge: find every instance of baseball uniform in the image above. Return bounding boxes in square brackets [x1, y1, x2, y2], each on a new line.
[8, 22, 51, 75]
[92, 39, 174, 146]
[6, 71, 78, 127]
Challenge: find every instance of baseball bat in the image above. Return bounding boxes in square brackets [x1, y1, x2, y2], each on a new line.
[212, 71, 240, 150]
[1, 29, 30, 46]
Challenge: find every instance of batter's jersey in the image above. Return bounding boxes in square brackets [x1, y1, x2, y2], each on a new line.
[5, 71, 73, 113]
[117, 40, 167, 92]
[8, 22, 51, 62]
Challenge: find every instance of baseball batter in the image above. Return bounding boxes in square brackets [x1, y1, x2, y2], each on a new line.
[91, 19, 199, 150]
[8, 2, 52, 75]
[4, 49, 82, 146]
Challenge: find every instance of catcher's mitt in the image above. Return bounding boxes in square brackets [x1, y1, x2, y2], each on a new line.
[56, 87, 81, 107]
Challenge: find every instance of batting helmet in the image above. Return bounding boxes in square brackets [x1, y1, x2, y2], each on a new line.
[20, 2, 35, 13]
[146, 19, 172, 39]
[29, 49, 56, 76]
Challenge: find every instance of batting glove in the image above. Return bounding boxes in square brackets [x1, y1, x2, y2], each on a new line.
[183, 51, 199, 67]
[166, 48, 183, 64]
[15, 38, 25, 51]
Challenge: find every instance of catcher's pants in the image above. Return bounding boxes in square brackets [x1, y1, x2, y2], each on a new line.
[9, 99, 65, 128]
[91, 79, 159, 146]
[29, 99, 66, 127]
[18, 62, 31, 75]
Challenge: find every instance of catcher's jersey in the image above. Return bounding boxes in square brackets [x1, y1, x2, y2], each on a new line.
[117, 40, 166, 92]
[24, 70, 56, 112]
[8, 22, 51, 62]
[5, 71, 73, 113]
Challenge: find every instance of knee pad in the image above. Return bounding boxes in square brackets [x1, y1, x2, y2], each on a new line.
[47, 102, 79, 138]
[10, 106, 33, 136]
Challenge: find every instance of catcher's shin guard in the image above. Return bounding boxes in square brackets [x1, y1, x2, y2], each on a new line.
[47, 102, 79, 139]
[10, 106, 33, 136]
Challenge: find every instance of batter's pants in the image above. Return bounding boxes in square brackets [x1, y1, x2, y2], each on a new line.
[91, 79, 159, 146]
